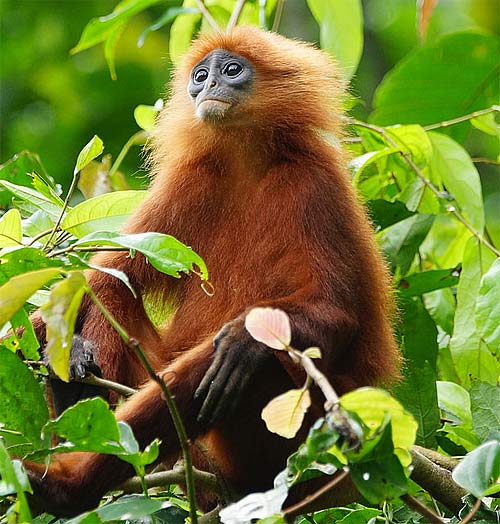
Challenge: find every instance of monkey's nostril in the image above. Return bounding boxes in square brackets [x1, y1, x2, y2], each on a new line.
[210, 80, 217, 88]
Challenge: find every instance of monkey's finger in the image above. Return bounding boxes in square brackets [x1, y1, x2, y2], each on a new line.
[208, 367, 252, 424]
[193, 353, 220, 401]
[197, 355, 237, 424]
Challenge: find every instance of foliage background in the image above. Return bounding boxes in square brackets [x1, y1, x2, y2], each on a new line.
[0, 0, 500, 523]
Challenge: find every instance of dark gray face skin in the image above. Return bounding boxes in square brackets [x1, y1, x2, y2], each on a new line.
[188, 49, 254, 123]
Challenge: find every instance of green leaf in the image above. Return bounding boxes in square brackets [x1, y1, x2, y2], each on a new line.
[398, 268, 460, 297]
[437, 381, 472, 427]
[104, 21, 126, 80]
[41, 272, 87, 382]
[0, 345, 49, 454]
[349, 422, 409, 503]
[475, 258, 500, 354]
[8, 308, 40, 360]
[133, 104, 159, 132]
[137, 6, 198, 48]
[168, 2, 201, 63]
[0, 247, 64, 284]
[450, 238, 499, 387]
[71, 0, 165, 54]
[0, 180, 63, 219]
[429, 131, 485, 232]
[394, 299, 440, 448]
[73, 231, 208, 280]
[350, 148, 399, 185]
[470, 382, 500, 442]
[306, 0, 363, 80]
[61, 190, 148, 238]
[65, 495, 182, 524]
[378, 213, 435, 274]
[367, 200, 414, 231]
[386, 125, 433, 167]
[341, 388, 417, 452]
[0, 209, 22, 248]
[0, 268, 62, 328]
[452, 440, 500, 497]
[74, 135, 104, 175]
[371, 32, 500, 126]
[0, 440, 32, 522]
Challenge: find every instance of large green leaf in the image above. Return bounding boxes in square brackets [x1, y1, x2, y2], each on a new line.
[398, 268, 459, 298]
[470, 382, 500, 442]
[71, 0, 165, 54]
[0, 209, 22, 248]
[450, 239, 499, 387]
[0, 268, 62, 328]
[0, 180, 62, 219]
[0, 440, 32, 523]
[73, 231, 208, 280]
[394, 299, 440, 448]
[61, 190, 147, 238]
[452, 440, 500, 498]
[0, 346, 50, 454]
[475, 258, 500, 354]
[429, 131, 485, 232]
[378, 213, 435, 274]
[371, 32, 500, 126]
[306, 0, 363, 80]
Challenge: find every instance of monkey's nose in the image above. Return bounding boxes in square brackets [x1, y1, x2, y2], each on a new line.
[209, 79, 217, 88]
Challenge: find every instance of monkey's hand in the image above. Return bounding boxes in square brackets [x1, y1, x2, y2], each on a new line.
[194, 320, 272, 426]
[46, 335, 105, 415]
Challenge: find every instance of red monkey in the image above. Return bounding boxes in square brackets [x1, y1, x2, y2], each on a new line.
[26, 26, 400, 517]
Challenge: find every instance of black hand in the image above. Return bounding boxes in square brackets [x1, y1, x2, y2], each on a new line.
[46, 335, 105, 416]
[194, 320, 272, 426]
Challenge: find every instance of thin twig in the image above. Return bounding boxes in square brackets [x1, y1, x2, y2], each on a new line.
[472, 157, 500, 166]
[48, 245, 129, 258]
[458, 497, 482, 524]
[27, 360, 137, 397]
[271, 0, 285, 32]
[227, 0, 246, 32]
[282, 470, 349, 518]
[193, 0, 221, 32]
[423, 105, 499, 131]
[87, 288, 199, 524]
[401, 494, 444, 524]
[347, 118, 500, 258]
[108, 130, 148, 180]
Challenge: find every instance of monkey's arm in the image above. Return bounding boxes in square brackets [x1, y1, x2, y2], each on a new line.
[194, 295, 357, 426]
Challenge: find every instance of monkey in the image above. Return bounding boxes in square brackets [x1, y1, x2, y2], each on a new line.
[25, 26, 400, 517]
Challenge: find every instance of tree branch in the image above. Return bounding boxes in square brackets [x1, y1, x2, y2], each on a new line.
[423, 105, 499, 131]
[401, 494, 444, 524]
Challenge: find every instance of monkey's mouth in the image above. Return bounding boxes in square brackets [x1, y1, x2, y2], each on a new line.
[196, 98, 232, 121]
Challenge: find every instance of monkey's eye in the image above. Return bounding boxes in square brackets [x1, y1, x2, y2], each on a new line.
[193, 68, 209, 84]
[223, 62, 243, 78]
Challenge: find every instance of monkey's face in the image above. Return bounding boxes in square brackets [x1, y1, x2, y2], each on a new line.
[187, 49, 254, 124]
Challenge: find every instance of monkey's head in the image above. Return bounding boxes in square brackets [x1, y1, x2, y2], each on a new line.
[166, 26, 344, 132]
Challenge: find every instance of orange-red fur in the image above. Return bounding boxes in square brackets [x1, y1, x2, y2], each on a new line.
[26, 27, 400, 517]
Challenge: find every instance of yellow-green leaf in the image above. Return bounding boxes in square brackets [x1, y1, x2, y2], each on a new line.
[341, 388, 417, 451]
[0, 268, 62, 328]
[75, 135, 104, 175]
[41, 272, 87, 382]
[261, 388, 311, 439]
[303, 347, 322, 359]
[0, 209, 22, 248]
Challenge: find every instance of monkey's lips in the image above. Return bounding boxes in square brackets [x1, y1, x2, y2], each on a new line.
[196, 99, 232, 121]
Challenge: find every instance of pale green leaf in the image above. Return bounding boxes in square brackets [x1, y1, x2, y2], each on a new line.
[61, 190, 148, 237]
[429, 131, 485, 232]
[134, 105, 159, 132]
[74, 135, 104, 175]
[306, 0, 363, 80]
[0, 268, 62, 328]
[475, 258, 500, 353]
[262, 389, 311, 439]
[0, 209, 22, 248]
[41, 272, 87, 382]
[341, 388, 417, 451]
[0, 180, 62, 219]
[450, 238, 499, 387]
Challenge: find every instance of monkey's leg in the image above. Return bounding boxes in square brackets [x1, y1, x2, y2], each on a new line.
[26, 342, 213, 518]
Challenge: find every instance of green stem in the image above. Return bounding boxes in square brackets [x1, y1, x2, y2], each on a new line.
[271, 0, 285, 31]
[108, 130, 148, 181]
[423, 105, 499, 131]
[227, 0, 246, 31]
[348, 118, 500, 258]
[193, 0, 221, 32]
[86, 288, 199, 524]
